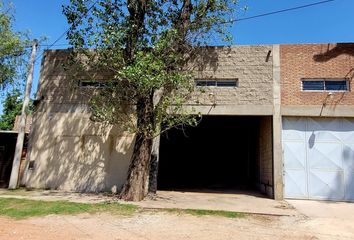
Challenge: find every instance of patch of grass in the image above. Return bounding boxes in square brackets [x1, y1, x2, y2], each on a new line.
[0, 197, 244, 220]
[0, 198, 137, 219]
[0, 188, 31, 195]
[164, 208, 245, 218]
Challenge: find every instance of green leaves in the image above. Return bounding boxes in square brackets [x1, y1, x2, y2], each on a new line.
[0, 2, 28, 89]
[0, 89, 33, 130]
[63, 0, 237, 137]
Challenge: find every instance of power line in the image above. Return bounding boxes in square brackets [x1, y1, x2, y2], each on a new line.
[32, 0, 336, 62]
[34, 0, 99, 62]
[227, 0, 335, 23]
[44, 0, 99, 50]
[38, 44, 71, 47]
[17, 44, 71, 50]
[5, 43, 71, 51]
[39, 0, 335, 51]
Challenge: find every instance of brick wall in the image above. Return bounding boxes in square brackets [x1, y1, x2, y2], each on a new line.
[13, 115, 32, 133]
[280, 43, 354, 106]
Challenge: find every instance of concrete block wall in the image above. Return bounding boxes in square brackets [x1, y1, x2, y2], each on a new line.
[190, 46, 274, 107]
[26, 111, 135, 192]
[40, 46, 274, 108]
[258, 116, 273, 197]
[26, 51, 134, 192]
[27, 45, 276, 193]
[37, 50, 113, 106]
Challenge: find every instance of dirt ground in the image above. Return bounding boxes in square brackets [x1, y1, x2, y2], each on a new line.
[0, 190, 353, 239]
[0, 211, 352, 240]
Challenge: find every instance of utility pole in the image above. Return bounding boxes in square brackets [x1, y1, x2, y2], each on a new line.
[8, 39, 38, 189]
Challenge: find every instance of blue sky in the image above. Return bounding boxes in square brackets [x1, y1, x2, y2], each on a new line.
[1, 0, 354, 113]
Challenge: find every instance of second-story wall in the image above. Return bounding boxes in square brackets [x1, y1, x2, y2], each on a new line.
[190, 45, 274, 115]
[37, 45, 275, 115]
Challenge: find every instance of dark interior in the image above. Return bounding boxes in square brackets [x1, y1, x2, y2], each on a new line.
[0, 133, 17, 188]
[157, 116, 261, 192]
[0, 132, 28, 188]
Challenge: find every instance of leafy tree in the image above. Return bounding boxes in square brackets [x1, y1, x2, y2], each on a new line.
[1, 90, 20, 130]
[63, 0, 237, 201]
[0, 2, 28, 89]
[0, 89, 33, 130]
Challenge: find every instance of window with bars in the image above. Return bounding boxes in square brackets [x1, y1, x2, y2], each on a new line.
[301, 79, 349, 91]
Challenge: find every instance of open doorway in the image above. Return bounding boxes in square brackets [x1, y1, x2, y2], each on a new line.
[157, 115, 274, 197]
[0, 132, 28, 188]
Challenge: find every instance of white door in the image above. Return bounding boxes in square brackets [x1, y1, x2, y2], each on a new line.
[283, 117, 354, 201]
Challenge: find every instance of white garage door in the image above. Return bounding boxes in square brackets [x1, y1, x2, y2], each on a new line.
[283, 117, 354, 201]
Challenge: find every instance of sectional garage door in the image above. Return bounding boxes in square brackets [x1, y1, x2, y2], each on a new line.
[283, 117, 354, 201]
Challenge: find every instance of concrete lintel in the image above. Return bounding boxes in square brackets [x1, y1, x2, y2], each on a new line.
[185, 105, 273, 116]
[282, 106, 354, 117]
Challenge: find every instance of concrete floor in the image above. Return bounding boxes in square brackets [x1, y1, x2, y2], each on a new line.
[288, 199, 354, 220]
[136, 190, 298, 216]
[287, 199, 354, 239]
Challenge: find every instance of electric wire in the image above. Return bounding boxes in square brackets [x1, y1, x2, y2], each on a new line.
[24, 0, 336, 63]
[33, 0, 100, 62]
[226, 0, 335, 23]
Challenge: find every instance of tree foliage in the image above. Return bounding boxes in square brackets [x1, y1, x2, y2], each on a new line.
[0, 89, 33, 130]
[0, 2, 28, 90]
[63, 0, 237, 201]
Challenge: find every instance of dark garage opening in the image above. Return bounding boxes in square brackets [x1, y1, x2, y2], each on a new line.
[157, 115, 274, 196]
[0, 132, 28, 188]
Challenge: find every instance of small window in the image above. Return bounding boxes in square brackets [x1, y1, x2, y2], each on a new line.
[302, 79, 349, 91]
[196, 80, 216, 86]
[216, 80, 237, 87]
[28, 160, 35, 170]
[196, 79, 238, 87]
[79, 80, 108, 88]
[302, 80, 324, 91]
[325, 81, 348, 91]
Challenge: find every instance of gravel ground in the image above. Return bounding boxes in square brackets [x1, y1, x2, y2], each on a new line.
[0, 190, 353, 239]
[1, 211, 349, 240]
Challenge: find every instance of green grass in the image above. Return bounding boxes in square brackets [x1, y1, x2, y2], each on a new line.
[0, 188, 31, 195]
[0, 198, 137, 219]
[0, 197, 244, 220]
[164, 208, 245, 218]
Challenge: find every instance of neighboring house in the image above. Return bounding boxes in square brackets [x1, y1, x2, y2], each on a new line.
[13, 115, 32, 133]
[0, 116, 31, 188]
[24, 43, 354, 202]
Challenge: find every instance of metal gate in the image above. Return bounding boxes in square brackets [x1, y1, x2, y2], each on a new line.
[283, 117, 354, 201]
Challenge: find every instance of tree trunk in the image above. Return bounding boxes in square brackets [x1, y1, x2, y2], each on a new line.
[119, 95, 154, 201]
[119, 132, 153, 201]
[148, 134, 160, 194]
